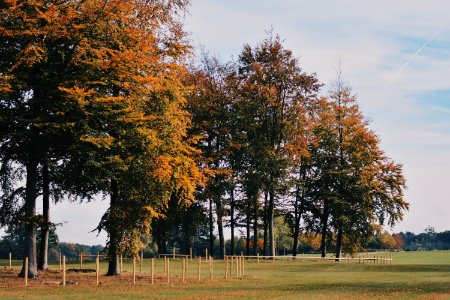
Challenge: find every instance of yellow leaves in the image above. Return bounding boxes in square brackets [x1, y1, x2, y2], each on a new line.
[59, 86, 95, 108]
[80, 135, 115, 149]
[13, 43, 46, 69]
[154, 155, 174, 181]
[144, 205, 164, 219]
[0, 75, 12, 92]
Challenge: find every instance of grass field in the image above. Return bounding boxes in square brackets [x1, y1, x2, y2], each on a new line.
[1, 251, 450, 299]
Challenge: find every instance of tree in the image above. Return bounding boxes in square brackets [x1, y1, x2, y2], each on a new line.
[309, 80, 408, 258]
[235, 34, 320, 256]
[379, 231, 396, 249]
[186, 53, 238, 258]
[0, 0, 89, 277]
[1, 0, 198, 277]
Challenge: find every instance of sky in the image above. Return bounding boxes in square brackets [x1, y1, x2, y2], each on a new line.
[18, 0, 450, 245]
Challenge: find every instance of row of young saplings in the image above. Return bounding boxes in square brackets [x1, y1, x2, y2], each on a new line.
[14, 253, 246, 287]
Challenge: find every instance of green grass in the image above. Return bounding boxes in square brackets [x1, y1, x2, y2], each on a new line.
[1, 251, 450, 299]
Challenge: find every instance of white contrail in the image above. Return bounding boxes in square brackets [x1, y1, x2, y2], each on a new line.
[394, 19, 450, 79]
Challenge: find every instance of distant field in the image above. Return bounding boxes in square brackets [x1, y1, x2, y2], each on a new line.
[1, 251, 450, 299]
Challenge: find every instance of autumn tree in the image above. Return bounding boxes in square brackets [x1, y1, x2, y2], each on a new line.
[308, 80, 408, 258]
[235, 34, 320, 256]
[186, 52, 239, 258]
[0, 0, 199, 277]
[57, 0, 200, 275]
[0, 0, 91, 277]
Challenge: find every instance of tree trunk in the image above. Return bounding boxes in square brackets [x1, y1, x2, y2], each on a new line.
[183, 220, 191, 255]
[320, 200, 329, 258]
[38, 162, 50, 271]
[230, 186, 235, 255]
[216, 199, 225, 259]
[209, 199, 214, 257]
[293, 190, 306, 256]
[246, 199, 251, 256]
[268, 190, 275, 257]
[335, 223, 343, 261]
[19, 159, 39, 278]
[263, 191, 268, 256]
[292, 161, 305, 257]
[106, 179, 120, 276]
[253, 195, 258, 255]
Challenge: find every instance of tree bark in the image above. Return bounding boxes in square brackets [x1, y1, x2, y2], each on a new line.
[268, 189, 275, 257]
[292, 190, 305, 257]
[230, 186, 235, 255]
[38, 162, 50, 271]
[263, 191, 268, 256]
[106, 178, 120, 276]
[19, 159, 39, 278]
[253, 195, 258, 255]
[335, 222, 343, 261]
[209, 198, 214, 257]
[216, 198, 225, 259]
[320, 200, 329, 258]
[245, 198, 251, 256]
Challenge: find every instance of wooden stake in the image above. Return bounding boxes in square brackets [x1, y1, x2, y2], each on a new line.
[164, 256, 167, 274]
[59, 251, 62, 271]
[62, 256, 66, 286]
[167, 258, 170, 283]
[236, 257, 239, 277]
[257, 252, 259, 263]
[209, 257, 213, 280]
[24, 257, 28, 287]
[242, 256, 245, 276]
[151, 258, 154, 284]
[205, 248, 208, 260]
[190, 247, 193, 261]
[79, 252, 83, 269]
[9, 252, 11, 268]
[133, 257, 136, 286]
[182, 258, 185, 283]
[96, 254, 99, 286]
[230, 256, 233, 275]
[197, 257, 201, 282]
[140, 252, 143, 273]
[224, 256, 228, 279]
[173, 247, 176, 259]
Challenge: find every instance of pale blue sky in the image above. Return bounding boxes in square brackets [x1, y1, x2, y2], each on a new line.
[34, 0, 450, 245]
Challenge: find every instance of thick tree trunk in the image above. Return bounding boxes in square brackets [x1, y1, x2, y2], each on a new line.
[38, 162, 50, 271]
[106, 179, 120, 276]
[263, 191, 268, 256]
[253, 195, 258, 255]
[320, 200, 329, 258]
[268, 190, 275, 257]
[19, 159, 39, 278]
[245, 199, 251, 256]
[335, 223, 343, 261]
[230, 187, 235, 255]
[209, 199, 214, 257]
[216, 199, 225, 259]
[292, 201, 302, 257]
[183, 221, 191, 255]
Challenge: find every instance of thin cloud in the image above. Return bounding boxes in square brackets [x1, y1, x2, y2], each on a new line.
[393, 18, 450, 80]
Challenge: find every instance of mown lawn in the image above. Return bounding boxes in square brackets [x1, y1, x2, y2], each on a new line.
[1, 251, 450, 299]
